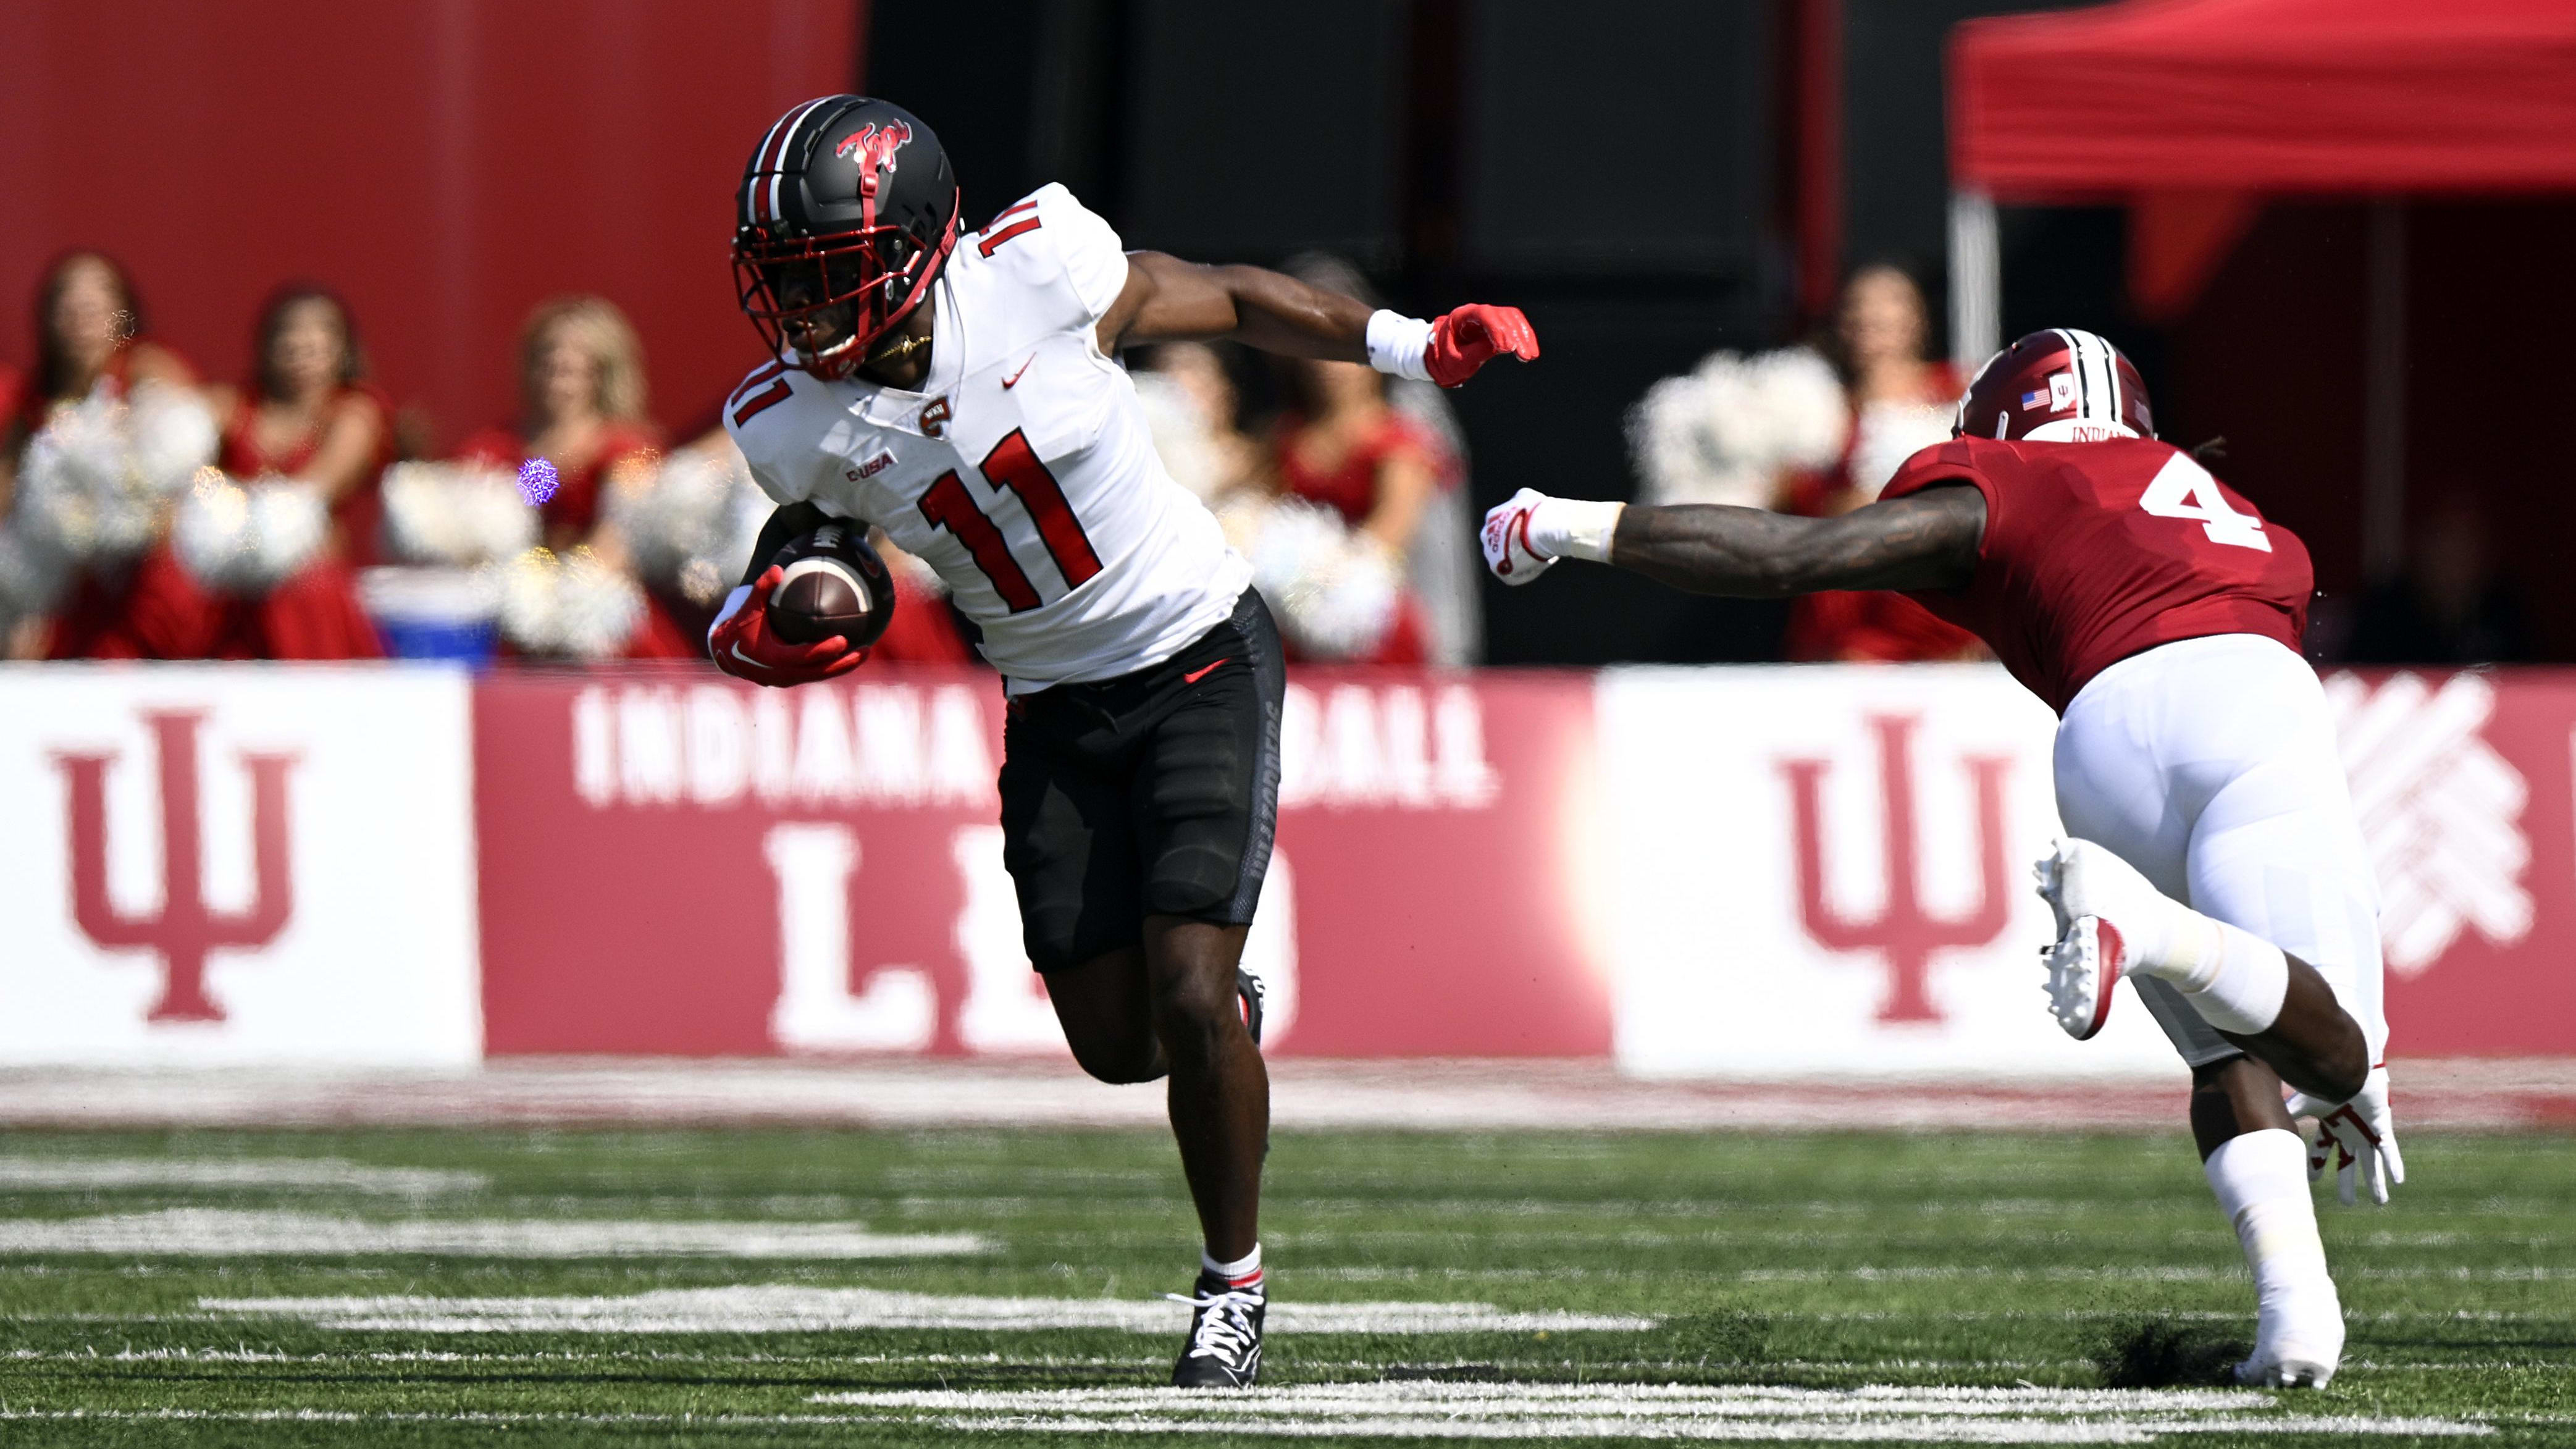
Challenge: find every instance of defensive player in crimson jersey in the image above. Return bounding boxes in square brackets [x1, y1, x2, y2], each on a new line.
[1485, 329, 2396, 1389]
[711, 96, 1535, 1387]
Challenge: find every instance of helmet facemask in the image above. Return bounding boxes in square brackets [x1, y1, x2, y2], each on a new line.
[732, 218, 949, 381]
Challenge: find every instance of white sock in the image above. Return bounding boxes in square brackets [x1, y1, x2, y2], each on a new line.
[2119, 902, 2287, 1036]
[2204, 1130, 2340, 1359]
[2174, 921, 2289, 1035]
[1202, 1243, 1262, 1287]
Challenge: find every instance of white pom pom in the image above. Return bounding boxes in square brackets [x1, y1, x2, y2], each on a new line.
[1627, 347, 1851, 508]
[174, 473, 330, 593]
[552, 548, 646, 659]
[247, 480, 327, 582]
[123, 382, 221, 495]
[1132, 371, 1225, 504]
[1845, 398, 1957, 502]
[173, 469, 259, 589]
[1249, 498, 1398, 660]
[493, 546, 640, 659]
[16, 386, 218, 565]
[383, 462, 537, 565]
[1748, 348, 1850, 472]
[605, 444, 767, 605]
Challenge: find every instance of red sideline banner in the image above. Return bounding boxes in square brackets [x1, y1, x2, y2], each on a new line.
[471, 667, 1608, 1059]
[1596, 665, 2576, 1077]
[0, 665, 480, 1067]
[5, 661, 2569, 1069]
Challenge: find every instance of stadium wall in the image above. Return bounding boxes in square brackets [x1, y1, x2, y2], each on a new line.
[1, 662, 2564, 1072]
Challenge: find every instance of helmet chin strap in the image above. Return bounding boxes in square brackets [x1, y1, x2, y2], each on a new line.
[867, 329, 931, 367]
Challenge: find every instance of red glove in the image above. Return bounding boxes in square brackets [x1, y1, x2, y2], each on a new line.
[1425, 304, 1540, 388]
[708, 565, 866, 687]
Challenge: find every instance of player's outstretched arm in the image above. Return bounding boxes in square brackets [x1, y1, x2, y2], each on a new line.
[1099, 251, 1538, 387]
[1480, 484, 1986, 594]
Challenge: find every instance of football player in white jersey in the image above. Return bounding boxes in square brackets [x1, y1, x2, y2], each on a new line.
[710, 96, 1537, 1387]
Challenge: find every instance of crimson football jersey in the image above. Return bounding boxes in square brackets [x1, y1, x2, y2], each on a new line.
[1880, 437, 2313, 713]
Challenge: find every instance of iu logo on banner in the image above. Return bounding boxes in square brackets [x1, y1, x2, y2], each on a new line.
[1599, 668, 2182, 1079]
[1779, 714, 2013, 1024]
[0, 668, 482, 1067]
[54, 710, 297, 1023]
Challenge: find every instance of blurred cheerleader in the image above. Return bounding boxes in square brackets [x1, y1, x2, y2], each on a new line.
[456, 296, 692, 658]
[4, 252, 225, 660]
[1780, 263, 1984, 663]
[166, 284, 389, 658]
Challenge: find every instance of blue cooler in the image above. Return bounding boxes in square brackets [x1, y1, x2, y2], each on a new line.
[359, 566, 501, 663]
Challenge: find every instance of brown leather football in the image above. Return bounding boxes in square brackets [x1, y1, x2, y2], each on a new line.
[763, 523, 897, 648]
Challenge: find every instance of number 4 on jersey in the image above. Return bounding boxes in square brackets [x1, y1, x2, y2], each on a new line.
[2138, 455, 2270, 552]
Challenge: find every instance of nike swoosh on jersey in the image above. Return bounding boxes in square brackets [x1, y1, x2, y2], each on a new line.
[1182, 658, 1229, 684]
[1001, 356, 1035, 389]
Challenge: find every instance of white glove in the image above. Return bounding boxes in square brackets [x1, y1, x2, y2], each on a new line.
[2287, 1065, 2404, 1206]
[1480, 488, 1559, 586]
[1480, 489, 1623, 586]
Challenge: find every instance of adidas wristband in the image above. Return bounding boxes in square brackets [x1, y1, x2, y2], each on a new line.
[1527, 498, 1626, 563]
[1365, 309, 1433, 382]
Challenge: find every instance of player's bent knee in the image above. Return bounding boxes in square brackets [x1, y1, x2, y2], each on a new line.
[1061, 1029, 1167, 1085]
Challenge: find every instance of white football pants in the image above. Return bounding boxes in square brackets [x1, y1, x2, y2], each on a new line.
[2053, 633, 2389, 1069]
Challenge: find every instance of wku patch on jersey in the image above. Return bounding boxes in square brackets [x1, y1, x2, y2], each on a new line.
[723, 184, 1250, 691]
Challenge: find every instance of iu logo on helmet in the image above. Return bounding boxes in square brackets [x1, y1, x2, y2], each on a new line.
[834, 121, 912, 178]
[52, 710, 298, 1023]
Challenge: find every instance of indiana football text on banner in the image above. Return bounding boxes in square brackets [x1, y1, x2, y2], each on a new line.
[470, 667, 1608, 1059]
[0, 665, 480, 1066]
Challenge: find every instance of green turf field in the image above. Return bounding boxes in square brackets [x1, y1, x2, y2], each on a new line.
[0, 1124, 2569, 1445]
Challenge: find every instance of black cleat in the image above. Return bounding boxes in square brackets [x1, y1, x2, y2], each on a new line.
[1169, 1269, 1265, 1387]
[1236, 968, 1265, 1046]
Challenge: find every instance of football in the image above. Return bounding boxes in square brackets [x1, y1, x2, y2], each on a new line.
[763, 521, 898, 650]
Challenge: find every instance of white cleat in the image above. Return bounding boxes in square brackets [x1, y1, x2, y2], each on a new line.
[2033, 838, 2170, 1041]
[2236, 1286, 2346, 1390]
[2033, 837, 2168, 937]
[2234, 1343, 2341, 1390]
[2042, 915, 2123, 1041]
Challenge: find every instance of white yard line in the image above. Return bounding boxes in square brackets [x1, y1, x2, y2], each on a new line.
[201, 1283, 1656, 1335]
[805, 1384, 2496, 1442]
[0, 1396, 2501, 1443]
[0, 1057, 2557, 1130]
[0, 1209, 986, 1259]
[0, 1157, 483, 1195]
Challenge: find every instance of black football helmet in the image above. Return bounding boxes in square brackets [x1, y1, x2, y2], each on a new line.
[732, 96, 961, 380]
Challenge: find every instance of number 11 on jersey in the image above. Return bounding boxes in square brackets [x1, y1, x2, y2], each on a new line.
[918, 429, 1105, 612]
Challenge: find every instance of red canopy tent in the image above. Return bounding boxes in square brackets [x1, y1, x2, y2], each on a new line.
[1952, 0, 2576, 199]
[1944, 0, 2576, 576]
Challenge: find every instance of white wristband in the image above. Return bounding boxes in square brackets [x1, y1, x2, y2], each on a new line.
[1527, 498, 1625, 563]
[708, 584, 753, 648]
[1365, 309, 1433, 382]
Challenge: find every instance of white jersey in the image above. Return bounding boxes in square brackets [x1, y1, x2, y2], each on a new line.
[724, 183, 1251, 691]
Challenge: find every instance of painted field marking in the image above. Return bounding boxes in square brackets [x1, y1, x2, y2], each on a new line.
[0, 1209, 985, 1258]
[0, 1157, 484, 1195]
[807, 1382, 2496, 1442]
[0, 1393, 2506, 1441]
[201, 1284, 1655, 1335]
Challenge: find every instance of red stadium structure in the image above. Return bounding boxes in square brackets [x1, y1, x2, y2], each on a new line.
[1946, 0, 2576, 644]
[0, 2, 866, 451]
